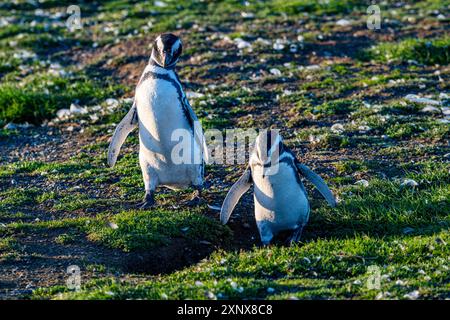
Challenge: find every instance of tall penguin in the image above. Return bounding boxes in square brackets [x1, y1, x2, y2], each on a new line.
[108, 33, 209, 208]
[220, 131, 336, 245]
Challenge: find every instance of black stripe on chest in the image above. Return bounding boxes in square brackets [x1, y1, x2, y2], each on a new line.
[261, 147, 306, 192]
[138, 71, 194, 129]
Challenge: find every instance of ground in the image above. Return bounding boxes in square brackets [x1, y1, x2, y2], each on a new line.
[0, 0, 449, 300]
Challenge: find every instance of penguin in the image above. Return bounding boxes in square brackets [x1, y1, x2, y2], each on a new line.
[107, 33, 209, 208]
[220, 130, 336, 245]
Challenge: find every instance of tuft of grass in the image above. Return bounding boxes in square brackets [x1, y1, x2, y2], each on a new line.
[362, 37, 450, 65]
[0, 74, 123, 124]
[85, 209, 232, 252]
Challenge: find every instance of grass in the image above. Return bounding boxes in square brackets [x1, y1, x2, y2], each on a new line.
[85, 209, 232, 252]
[363, 37, 450, 65]
[33, 230, 450, 300]
[20, 159, 449, 300]
[0, 74, 124, 125]
[1, 0, 449, 301]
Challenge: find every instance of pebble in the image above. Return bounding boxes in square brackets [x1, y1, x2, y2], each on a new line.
[336, 19, 351, 26]
[273, 42, 285, 51]
[69, 103, 87, 114]
[330, 123, 345, 134]
[269, 68, 282, 76]
[405, 94, 441, 106]
[56, 109, 71, 120]
[355, 179, 369, 187]
[403, 290, 420, 300]
[4, 123, 17, 130]
[400, 179, 419, 188]
[420, 105, 440, 114]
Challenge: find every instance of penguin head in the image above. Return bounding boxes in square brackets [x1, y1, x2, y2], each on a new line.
[151, 33, 182, 69]
[254, 130, 283, 165]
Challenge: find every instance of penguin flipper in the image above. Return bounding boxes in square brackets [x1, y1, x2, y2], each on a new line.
[183, 101, 210, 164]
[295, 163, 337, 207]
[107, 102, 138, 168]
[220, 168, 252, 224]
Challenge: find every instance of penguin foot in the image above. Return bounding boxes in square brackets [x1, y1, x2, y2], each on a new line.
[288, 226, 304, 246]
[138, 192, 155, 209]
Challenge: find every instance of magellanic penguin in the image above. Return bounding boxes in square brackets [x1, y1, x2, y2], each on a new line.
[107, 33, 209, 208]
[220, 130, 336, 245]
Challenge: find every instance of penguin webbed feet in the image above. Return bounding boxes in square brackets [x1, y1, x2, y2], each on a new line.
[138, 191, 155, 209]
[288, 226, 304, 247]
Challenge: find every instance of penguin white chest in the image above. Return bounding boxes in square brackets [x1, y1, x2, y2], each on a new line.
[253, 163, 309, 232]
[135, 77, 202, 188]
[136, 79, 188, 142]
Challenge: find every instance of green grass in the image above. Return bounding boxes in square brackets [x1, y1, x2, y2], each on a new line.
[28, 160, 450, 299]
[1, 0, 449, 301]
[33, 230, 450, 300]
[362, 37, 450, 65]
[0, 74, 123, 125]
[85, 209, 232, 252]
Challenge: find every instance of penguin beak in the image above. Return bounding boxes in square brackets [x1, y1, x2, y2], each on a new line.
[162, 52, 172, 67]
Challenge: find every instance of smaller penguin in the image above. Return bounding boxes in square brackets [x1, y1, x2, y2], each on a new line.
[220, 130, 336, 245]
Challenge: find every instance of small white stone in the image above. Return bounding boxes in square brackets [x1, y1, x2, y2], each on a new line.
[355, 179, 369, 187]
[336, 19, 351, 26]
[404, 290, 420, 300]
[154, 1, 167, 7]
[405, 94, 441, 106]
[273, 42, 285, 51]
[89, 114, 99, 122]
[400, 179, 419, 188]
[270, 68, 282, 76]
[105, 98, 119, 108]
[255, 38, 271, 46]
[107, 222, 118, 230]
[305, 65, 320, 71]
[56, 109, 71, 119]
[234, 38, 252, 49]
[195, 281, 203, 287]
[69, 103, 87, 114]
[241, 12, 254, 19]
[395, 280, 406, 286]
[330, 123, 345, 134]
[420, 106, 440, 114]
[439, 92, 449, 100]
[4, 123, 17, 130]
[185, 91, 204, 99]
[358, 125, 371, 133]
